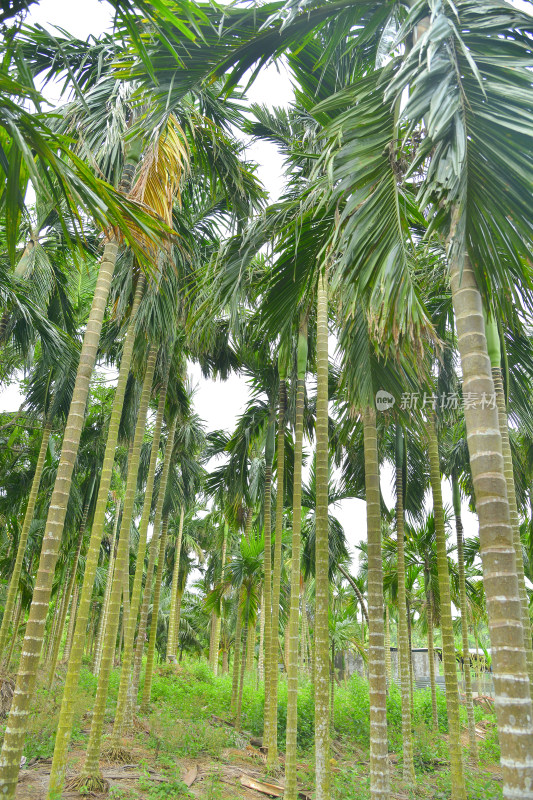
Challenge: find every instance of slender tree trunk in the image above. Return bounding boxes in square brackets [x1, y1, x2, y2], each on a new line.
[449, 250, 533, 797]
[407, 601, 414, 713]
[426, 589, 438, 728]
[93, 499, 121, 674]
[0, 419, 51, 659]
[120, 550, 131, 664]
[212, 522, 228, 677]
[141, 511, 170, 711]
[4, 598, 22, 672]
[284, 319, 307, 800]
[43, 590, 63, 668]
[131, 416, 176, 708]
[174, 588, 183, 654]
[267, 371, 287, 767]
[0, 235, 124, 800]
[86, 603, 97, 660]
[452, 475, 478, 762]
[231, 587, 244, 717]
[385, 605, 392, 692]
[166, 506, 185, 662]
[112, 367, 168, 743]
[491, 362, 533, 699]
[75, 347, 156, 789]
[209, 613, 217, 670]
[395, 426, 415, 785]
[246, 616, 255, 674]
[363, 407, 390, 800]
[48, 273, 145, 798]
[48, 502, 90, 688]
[314, 266, 330, 800]
[299, 591, 306, 674]
[338, 564, 369, 627]
[236, 591, 250, 731]
[427, 414, 466, 799]
[330, 644, 335, 730]
[62, 583, 78, 666]
[258, 589, 265, 685]
[222, 649, 228, 675]
[262, 410, 275, 753]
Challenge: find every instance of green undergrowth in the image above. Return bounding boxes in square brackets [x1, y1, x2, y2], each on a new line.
[0, 656, 502, 800]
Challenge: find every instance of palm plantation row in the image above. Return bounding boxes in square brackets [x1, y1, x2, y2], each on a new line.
[0, 1, 532, 799]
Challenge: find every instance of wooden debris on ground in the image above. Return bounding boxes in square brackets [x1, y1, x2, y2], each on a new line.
[473, 695, 495, 714]
[240, 774, 312, 799]
[183, 764, 198, 787]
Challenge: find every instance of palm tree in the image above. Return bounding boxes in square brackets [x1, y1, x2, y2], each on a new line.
[167, 506, 186, 662]
[0, 153, 144, 797]
[68, 346, 157, 794]
[426, 414, 466, 799]
[314, 264, 330, 800]
[129, 412, 177, 713]
[404, 514, 440, 728]
[485, 314, 533, 698]
[109, 353, 171, 749]
[284, 316, 308, 800]
[225, 534, 263, 730]
[266, 346, 289, 765]
[389, 7, 533, 788]
[393, 425, 416, 785]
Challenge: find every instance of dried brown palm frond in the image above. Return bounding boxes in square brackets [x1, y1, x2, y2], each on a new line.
[126, 115, 189, 255]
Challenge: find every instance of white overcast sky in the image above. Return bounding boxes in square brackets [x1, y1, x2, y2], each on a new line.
[0, 0, 484, 572]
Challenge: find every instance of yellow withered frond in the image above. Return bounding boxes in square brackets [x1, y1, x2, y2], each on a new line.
[127, 115, 189, 254]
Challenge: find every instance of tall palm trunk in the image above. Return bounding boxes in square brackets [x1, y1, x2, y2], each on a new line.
[284, 319, 307, 800]
[62, 582, 78, 666]
[166, 506, 185, 662]
[43, 587, 64, 667]
[314, 266, 330, 800]
[209, 613, 217, 670]
[449, 250, 533, 797]
[363, 406, 390, 800]
[211, 522, 228, 677]
[130, 416, 176, 707]
[48, 273, 145, 798]
[330, 644, 335, 728]
[174, 587, 184, 656]
[47, 502, 90, 688]
[141, 511, 170, 711]
[0, 418, 52, 659]
[385, 605, 392, 691]
[262, 410, 275, 751]
[111, 366, 168, 744]
[427, 414, 466, 799]
[231, 587, 245, 716]
[258, 589, 265, 684]
[120, 547, 131, 663]
[246, 615, 255, 673]
[426, 589, 438, 728]
[74, 347, 156, 790]
[394, 425, 415, 784]
[0, 233, 124, 800]
[267, 368, 287, 767]
[93, 499, 121, 674]
[486, 318, 533, 699]
[4, 597, 22, 671]
[452, 474, 477, 761]
[236, 589, 251, 731]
